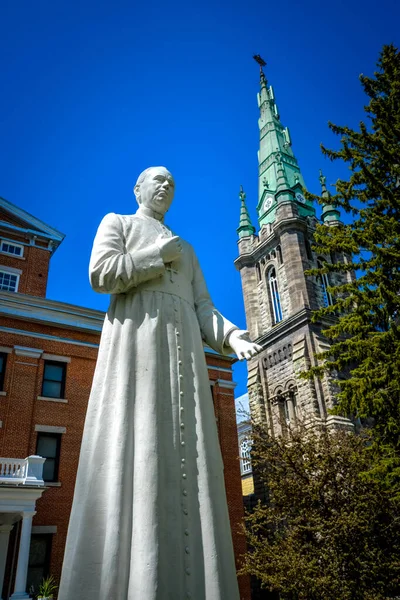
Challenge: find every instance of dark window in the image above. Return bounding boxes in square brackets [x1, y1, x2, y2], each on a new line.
[268, 267, 283, 324]
[26, 534, 52, 594]
[36, 433, 61, 482]
[41, 360, 66, 398]
[1, 241, 23, 256]
[0, 352, 7, 391]
[305, 239, 313, 260]
[0, 271, 19, 292]
[256, 263, 261, 281]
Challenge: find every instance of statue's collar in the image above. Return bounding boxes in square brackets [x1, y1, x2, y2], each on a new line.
[135, 210, 172, 233]
[136, 206, 165, 222]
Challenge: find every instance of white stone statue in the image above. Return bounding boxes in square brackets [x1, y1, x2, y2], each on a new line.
[58, 167, 261, 600]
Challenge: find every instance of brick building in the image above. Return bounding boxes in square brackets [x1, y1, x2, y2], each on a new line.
[0, 197, 249, 600]
[235, 63, 354, 436]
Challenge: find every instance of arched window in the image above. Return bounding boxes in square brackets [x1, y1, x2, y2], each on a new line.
[317, 260, 333, 307]
[283, 398, 290, 423]
[283, 385, 298, 426]
[268, 267, 283, 324]
[240, 437, 252, 475]
[288, 385, 298, 422]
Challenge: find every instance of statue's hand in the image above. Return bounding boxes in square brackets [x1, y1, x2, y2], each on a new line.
[156, 235, 182, 263]
[228, 329, 262, 361]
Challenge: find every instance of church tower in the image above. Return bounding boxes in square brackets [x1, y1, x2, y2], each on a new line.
[235, 60, 352, 435]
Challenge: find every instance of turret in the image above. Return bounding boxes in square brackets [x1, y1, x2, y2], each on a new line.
[237, 186, 256, 239]
[319, 170, 341, 225]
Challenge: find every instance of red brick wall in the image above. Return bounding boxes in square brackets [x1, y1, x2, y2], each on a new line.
[0, 244, 49, 297]
[209, 360, 251, 600]
[0, 321, 97, 587]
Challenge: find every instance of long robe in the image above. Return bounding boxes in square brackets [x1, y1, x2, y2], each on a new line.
[58, 211, 241, 600]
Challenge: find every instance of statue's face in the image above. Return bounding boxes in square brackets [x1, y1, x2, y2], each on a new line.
[138, 167, 175, 215]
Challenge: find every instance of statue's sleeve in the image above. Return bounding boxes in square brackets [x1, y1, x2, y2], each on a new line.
[89, 213, 165, 294]
[192, 250, 238, 355]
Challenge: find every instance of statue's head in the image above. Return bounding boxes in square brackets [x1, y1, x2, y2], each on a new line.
[134, 166, 175, 215]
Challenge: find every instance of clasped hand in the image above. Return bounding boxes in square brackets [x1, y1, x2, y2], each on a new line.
[156, 235, 182, 264]
[156, 237, 262, 361]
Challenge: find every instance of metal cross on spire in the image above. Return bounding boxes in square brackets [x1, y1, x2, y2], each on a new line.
[253, 54, 267, 74]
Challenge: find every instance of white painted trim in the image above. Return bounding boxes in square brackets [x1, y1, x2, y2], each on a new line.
[0, 269, 20, 293]
[0, 196, 65, 242]
[35, 425, 66, 434]
[15, 361, 39, 366]
[14, 346, 43, 359]
[0, 391, 6, 397]
[44, 482, 62, 487]
[0, 292, 104, 334]
[214, 379, 237, 389]
[37, 396, 68, 404]
[0, 264, 22, 275]
[207, 365, 232, 374]
[0, 240, 24, 258]
[42, 354, 71, 363]
[31, 525, 57, 534]
[0, 346, 12, 354]
[0, 326, 99, 349]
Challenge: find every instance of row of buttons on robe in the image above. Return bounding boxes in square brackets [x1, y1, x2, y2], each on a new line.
[174, 297, 192, 599]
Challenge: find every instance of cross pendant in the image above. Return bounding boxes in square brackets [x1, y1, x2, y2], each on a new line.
[166, 264, 179, 282]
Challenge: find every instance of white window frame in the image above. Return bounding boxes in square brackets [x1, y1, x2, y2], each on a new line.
[268, 267, 283, 324]
[0, 240, 24, 258]
[240, 437, 252, 475]
[0, 269, 20, 292]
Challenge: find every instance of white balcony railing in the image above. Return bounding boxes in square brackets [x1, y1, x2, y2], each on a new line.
[0, 455, 45, 486]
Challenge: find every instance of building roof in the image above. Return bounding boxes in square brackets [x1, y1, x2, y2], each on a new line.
[0, 196, 65, 255]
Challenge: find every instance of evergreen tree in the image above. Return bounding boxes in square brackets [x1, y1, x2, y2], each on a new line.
[305, 45, 400, 461]
[240, 424, 400, 600]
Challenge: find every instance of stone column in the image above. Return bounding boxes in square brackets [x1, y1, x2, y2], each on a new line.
[286, 395, 296, 423]
[0, 524, 13, 599]
[10, 512, 35, 600]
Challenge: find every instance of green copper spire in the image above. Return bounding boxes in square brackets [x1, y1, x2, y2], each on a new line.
[237, 185, 256, 238]
[320, 170, 341, 224]
[254, 58, 315, 227]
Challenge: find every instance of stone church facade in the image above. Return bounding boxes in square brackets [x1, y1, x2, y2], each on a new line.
[235, 65, 353, 436]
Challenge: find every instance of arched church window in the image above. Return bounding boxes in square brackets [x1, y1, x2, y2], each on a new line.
[289, 385, 298, 421]
[268, 267, 283, 324]
[283, 385, 298, 426]
[283, 398, 290, 423]
[317, 260, 333, 307]
[240, 437, 252, 475]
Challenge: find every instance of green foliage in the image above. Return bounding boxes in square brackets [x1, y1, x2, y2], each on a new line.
[38, 575, 58, 598]
[240, 424, 400, 599]
[303, 45, 400, 465]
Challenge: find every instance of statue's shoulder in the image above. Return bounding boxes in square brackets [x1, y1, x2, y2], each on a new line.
[101, 212, 142, 231]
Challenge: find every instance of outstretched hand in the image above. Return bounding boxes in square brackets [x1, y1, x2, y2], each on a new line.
[228, 329, 262, 361]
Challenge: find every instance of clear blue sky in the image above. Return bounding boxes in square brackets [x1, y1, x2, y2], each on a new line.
[1, 0, 398, 395]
